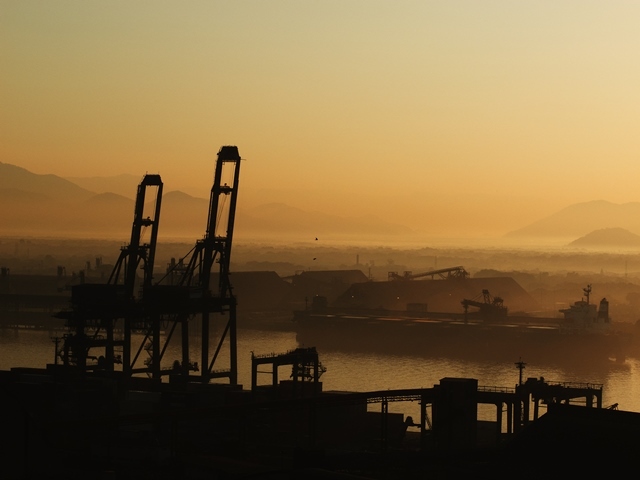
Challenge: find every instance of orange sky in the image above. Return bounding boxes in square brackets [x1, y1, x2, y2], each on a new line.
[2, 1, 640, 238]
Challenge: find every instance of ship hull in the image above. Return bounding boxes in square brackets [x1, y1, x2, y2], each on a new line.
[295, 311, 629, 366]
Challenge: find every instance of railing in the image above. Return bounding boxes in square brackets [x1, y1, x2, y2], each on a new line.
[252, 347, 318, 360]
[545, 381, 603, 391]
[478, 385, 516, 394]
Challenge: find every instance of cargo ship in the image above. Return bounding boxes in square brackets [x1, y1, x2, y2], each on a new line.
[294, 284, 630, 365]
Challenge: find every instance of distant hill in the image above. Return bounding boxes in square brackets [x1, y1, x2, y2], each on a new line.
[0, 187, 50, 204]
[83, 192, 132, 207]
[0, 162, 94, 202]
[505, 200, 640, 239]
[161, 190, 207, 208]
[568, 227, 640, 248]
[0, 162, 139, 237]
[157, 191, 208, 236]
[0, 163, 415, 241]
[66, 173, 142, 199]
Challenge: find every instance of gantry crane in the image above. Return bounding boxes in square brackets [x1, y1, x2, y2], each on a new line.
[56, 146, 243, 385]
[57, 174, 163, 374]
[155, 145, 242, 384]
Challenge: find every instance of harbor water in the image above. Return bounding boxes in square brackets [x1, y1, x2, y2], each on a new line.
[3, 324, 640, 425]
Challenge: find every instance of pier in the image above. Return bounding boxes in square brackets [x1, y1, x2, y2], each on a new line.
[0, 360, 625, 479]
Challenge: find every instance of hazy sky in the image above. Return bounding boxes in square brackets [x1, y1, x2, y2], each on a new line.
[3, 1, 640, 237]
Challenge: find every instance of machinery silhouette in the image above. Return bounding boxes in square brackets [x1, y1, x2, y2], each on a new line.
[56, 146, 242, 384]
[388, 266, 469, 281]
[461, 289, 508, 322]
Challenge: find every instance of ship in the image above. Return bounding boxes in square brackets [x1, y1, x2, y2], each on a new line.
[557, 284, 611, 333]
[294, 283, 630, 365]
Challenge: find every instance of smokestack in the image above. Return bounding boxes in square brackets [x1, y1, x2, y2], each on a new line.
[598, 298, 609, 322]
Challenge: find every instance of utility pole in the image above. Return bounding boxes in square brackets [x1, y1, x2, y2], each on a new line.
[515, 358, 526, 386]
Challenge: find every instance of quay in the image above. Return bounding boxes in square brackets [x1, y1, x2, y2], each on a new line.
[1, 350, 635, 480]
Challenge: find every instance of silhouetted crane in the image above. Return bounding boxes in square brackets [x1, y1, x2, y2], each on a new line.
[56, 146, 243, 385]
[461, 289, 508, 322]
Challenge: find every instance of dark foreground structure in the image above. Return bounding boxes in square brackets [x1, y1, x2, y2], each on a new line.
[2, 352, 638, 480]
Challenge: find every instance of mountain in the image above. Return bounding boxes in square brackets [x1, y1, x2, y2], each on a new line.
[505, 200, 640, 239]
[157, 191, 209, 237]
[161, 190, 207, 207]
[0, 162, 200, 237]
[568, 228, 640, 248]
[0, 162, 94, 202]
[151, 198, 418, 240]
[0, 187, 50, 204]
[66, 173, 142, 199]
[0, 163, 416, 241]
[84, 192, 132, 208]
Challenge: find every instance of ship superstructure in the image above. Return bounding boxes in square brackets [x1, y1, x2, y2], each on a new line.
[558, 284, 611, 334]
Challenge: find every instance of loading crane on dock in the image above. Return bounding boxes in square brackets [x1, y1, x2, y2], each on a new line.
[388, 266, 469, 281]
[57, 174, 163, 374]
[56, 146, 243, 385]
[461, 289, 508, 322]
[154, 145, 242, 384]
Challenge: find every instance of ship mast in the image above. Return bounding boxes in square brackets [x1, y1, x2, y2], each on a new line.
[583, 284, 592, 304]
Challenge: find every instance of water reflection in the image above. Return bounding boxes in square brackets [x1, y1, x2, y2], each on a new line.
[2, 327, 638, 415]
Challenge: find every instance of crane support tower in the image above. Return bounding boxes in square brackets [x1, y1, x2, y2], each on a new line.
[157, 145, 242, 384]
[57, 174, 163, 374]
[56, 146, 243, 386]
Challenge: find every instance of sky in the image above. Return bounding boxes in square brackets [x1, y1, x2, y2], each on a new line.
[2, 1, 640, 238]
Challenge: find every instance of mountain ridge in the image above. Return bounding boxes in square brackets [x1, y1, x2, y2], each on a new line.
[568, 227, 640, 248]
[0, 162, 94, 202]
[0, 162, 415, 240]
[505, 200, 640, 239]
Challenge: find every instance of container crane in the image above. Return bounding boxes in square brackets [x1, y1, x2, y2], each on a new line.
[56, 146, 243, 386]
[57, 174, 163, 374]
[152, 145, 242, 384]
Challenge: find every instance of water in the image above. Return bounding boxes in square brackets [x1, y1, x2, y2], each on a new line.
[2, 327, 640, 422]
